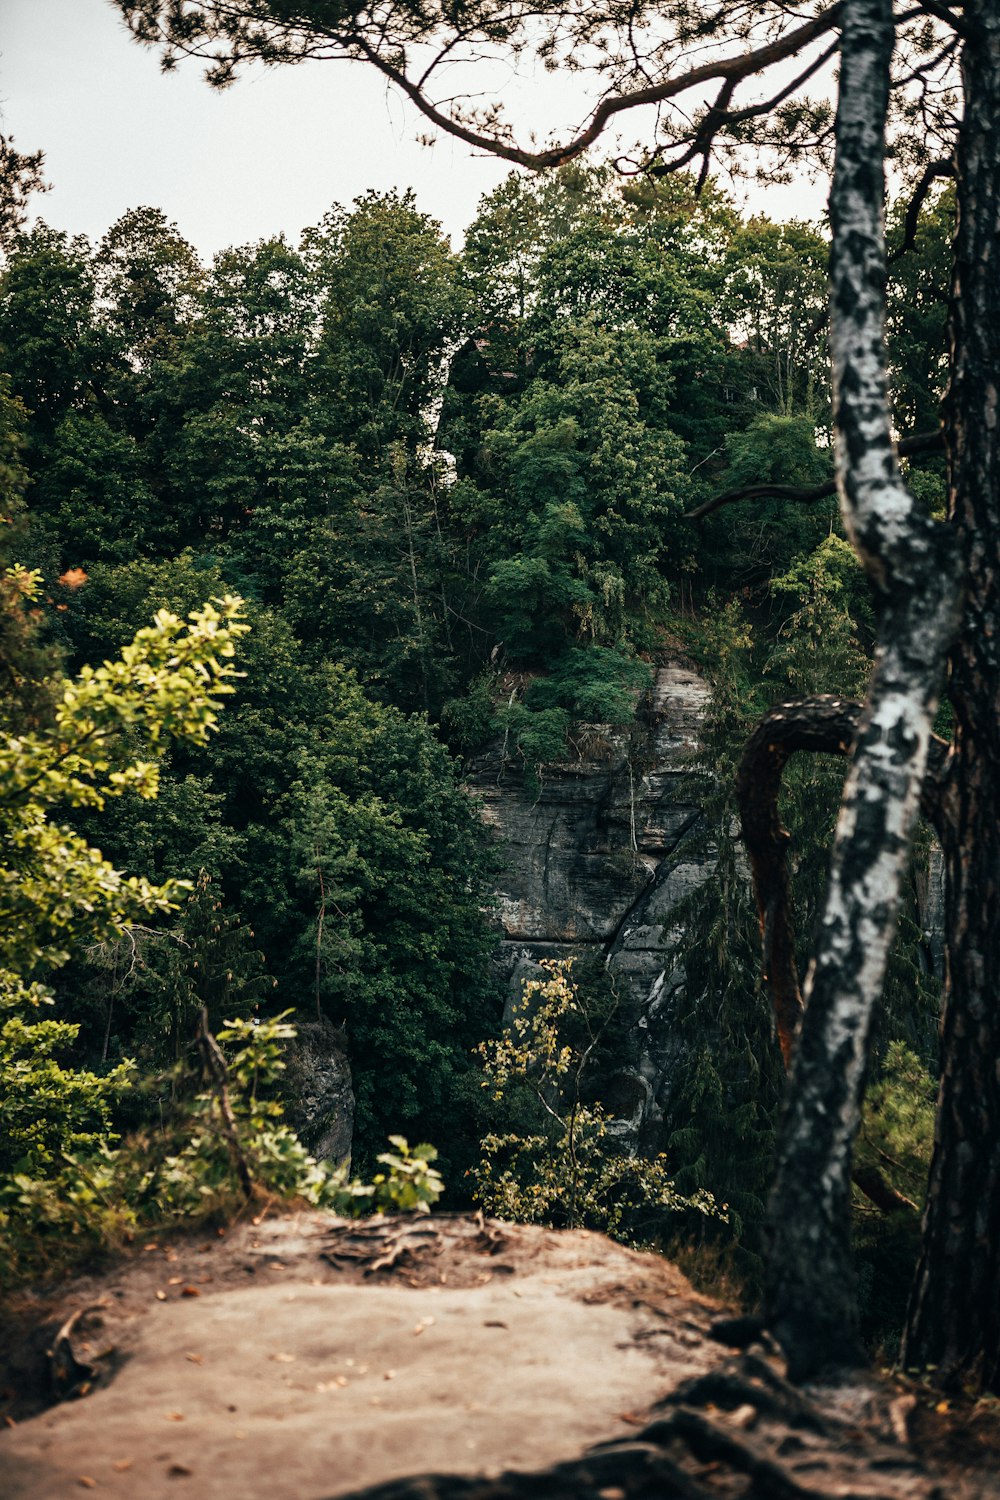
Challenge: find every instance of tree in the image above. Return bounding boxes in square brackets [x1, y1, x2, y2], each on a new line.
[61, 554, 501, 1173]
[304, 190, 466, 466]
[114, 0, 1000, 1393]
[0, 376, 61, 731]
[0, 134, 48, 251]
[471, 958, 720, 1238]
[0, 590, 247, 1171]
[94, 207, 203, 381]
[0, 226, 106, 441]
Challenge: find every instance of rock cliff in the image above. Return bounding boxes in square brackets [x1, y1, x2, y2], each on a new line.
[282, 1017, 355, 1167]
[286, 659, 944, 1167]
[468, 662, 947, 1158]
[466, 663, 715, 1150]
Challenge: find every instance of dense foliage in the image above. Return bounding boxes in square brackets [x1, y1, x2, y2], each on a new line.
[0, 164, 949, 1324]
[472, 958, 721, 1239]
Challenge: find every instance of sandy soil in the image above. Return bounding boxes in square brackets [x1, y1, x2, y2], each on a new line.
[0, 1212, 721, 1499]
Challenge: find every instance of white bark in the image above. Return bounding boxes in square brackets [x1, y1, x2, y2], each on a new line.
[763, 0, 961, 1378]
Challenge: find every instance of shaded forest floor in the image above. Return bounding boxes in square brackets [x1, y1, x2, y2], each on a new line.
[1, 1212, 998, 1499]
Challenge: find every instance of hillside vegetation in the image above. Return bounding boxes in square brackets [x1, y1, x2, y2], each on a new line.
[0, 166, 951, 1347]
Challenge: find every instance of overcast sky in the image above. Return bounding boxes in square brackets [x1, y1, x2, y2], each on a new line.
[1, 0, 827, 260]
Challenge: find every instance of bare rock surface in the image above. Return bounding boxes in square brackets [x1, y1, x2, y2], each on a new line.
[1, 1213, 997, 1500]
[469, 664, 710, 952]
[468, 663, 714, 1150]
[281, 1017, 355, 1165]
[0, 1213, 718, 1500]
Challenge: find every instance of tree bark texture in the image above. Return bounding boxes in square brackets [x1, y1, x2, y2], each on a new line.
[903, 0, 1000, 1392]
[762, 0, 960, 1381]
[738, 698, 950, 1069]
[736, 696, 863, 1067]
[737, 697, 944, 1219]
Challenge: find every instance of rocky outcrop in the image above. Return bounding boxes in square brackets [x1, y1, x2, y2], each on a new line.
[467, 663, 715, 1150]
[281, 1017, 355, 1166]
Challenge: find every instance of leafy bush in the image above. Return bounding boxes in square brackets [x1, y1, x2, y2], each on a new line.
[0, 1008, 443, 1287]
[440, 671, 500, 756]
[469, 960, 721, 1242]
[525, 645, 651, 724]
[0, 592, 248, 1179]
[496, 702, 572, 773]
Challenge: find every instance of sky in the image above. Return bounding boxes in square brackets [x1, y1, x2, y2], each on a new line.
[1, 0, 828, 261]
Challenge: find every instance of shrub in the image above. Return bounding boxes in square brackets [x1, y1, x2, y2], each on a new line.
[469, 959, 721, 1242]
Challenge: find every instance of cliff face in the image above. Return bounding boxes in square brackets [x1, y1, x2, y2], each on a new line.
[282, 1018, 355, 1167]
[467, 664, 715, 1150]
[294, 660, 944, 1167]
[469, 663, 948, 1159]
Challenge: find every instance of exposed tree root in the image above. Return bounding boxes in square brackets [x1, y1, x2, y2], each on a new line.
[47, 1305, 103, 1401]
[321, 1211, 514, 1282]
[663, 1351, 836, 1435]
[333, 1350, 944, 1500]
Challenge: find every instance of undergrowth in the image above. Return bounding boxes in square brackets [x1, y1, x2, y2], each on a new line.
[0, 1012, 442, 1290]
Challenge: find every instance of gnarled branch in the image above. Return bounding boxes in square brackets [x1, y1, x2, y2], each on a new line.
[686, 428, 944, 521]
[888, 156, 955, 263]
[738, 694, 950, 1063]
[350, 8, 845, 169]
[120, 2, 844, 173]
[736, 696, 864, 1067]
[737, 694, 949, 1224]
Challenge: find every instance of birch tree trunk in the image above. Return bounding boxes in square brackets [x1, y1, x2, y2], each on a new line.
[903, 0, 1000, 1391]
[762, 0, 960, 1380]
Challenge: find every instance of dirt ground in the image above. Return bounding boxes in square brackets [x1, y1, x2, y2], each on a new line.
[1, 1212, 999, 1500]
[0, 1212, 720, 1498]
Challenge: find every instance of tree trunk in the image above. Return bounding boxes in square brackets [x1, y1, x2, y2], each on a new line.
[903, 0, 1000, 1392]
[762, 0, 960, 1381]
[736, 695, 863, 1067]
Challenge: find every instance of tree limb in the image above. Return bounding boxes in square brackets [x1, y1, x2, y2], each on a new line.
[888, 157, 955, 263]
[851, 1163, 919, 1214]
[736, 696, 864, 1067]
[686, 429, 944, 521]
[912, 0, 972, 39]
[121, 2, 844, 173]
[645, 38, 840, 187]
[736, 694, 948, 1227]
[737, 695, 951, 1064]
[351, 8, 843, 169]
[196, 1006, 253, 1200]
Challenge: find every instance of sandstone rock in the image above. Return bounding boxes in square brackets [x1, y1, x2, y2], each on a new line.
[469, 663, 715, 1150]
[281, 1017, 355, 1166]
